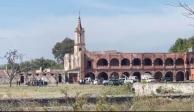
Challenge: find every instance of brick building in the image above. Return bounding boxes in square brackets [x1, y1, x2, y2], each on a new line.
[64, 16, 194, 83]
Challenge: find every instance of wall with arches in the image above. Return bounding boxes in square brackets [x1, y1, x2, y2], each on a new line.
[83, 51, 194, 82]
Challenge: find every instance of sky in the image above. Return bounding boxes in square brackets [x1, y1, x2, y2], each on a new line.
[0, 0, 194, 64]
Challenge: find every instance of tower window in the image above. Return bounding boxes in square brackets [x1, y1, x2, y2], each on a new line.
[87, 61, 92, 69]
[79, 48, 82, 51]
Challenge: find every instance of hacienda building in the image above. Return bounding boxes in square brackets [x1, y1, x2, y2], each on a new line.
[64, 16, 194, 83]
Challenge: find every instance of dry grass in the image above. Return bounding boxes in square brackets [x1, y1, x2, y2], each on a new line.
[0, 84, 133, 99]
[131, 96, 194, 111]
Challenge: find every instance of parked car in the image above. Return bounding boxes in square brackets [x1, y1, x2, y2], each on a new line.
[93, 79, 98, 85]
[161, 77, 173, 82]
[124, 79, 134, 84]
[119, 77, 133, 84]
[102, 80, 109, 85]
[79, 77, 93, 85]
[119, 78, 126, 84]
[128, 76, 138, 82]
[141, 74, 155, 83]
[103, 79, 123, 86]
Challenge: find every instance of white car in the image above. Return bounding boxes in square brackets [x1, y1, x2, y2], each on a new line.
[93, 79, 98, 85]
[102, 80, 109, 85]
[124, 79, 134, 84]
[128, 76, 138, 82]
[141, 74, 155, 83]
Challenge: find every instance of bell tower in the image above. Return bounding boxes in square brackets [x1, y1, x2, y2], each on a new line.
[73, 15, 86, 81]
[74, 15, 86, 54]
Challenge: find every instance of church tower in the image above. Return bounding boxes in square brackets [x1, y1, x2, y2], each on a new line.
[74, 15, 86, 80]
[74, 15, 86, 54]
[64, 15, 86, 82]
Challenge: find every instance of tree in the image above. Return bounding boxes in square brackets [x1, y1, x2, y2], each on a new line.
[169, 36, 194, 52]
[52, 37, 74, 63]
[20, 57, 59, 70]
[4, 49, 23, 87]
[169, 2, 194, 52]
[176, 2, 194, 19]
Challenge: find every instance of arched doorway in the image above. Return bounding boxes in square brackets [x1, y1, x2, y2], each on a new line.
[133, 72, 141, 81]
[165, 71, 173, 82]
[132, 58, 141, 66]
[58, 74, 62, 83]
[85, 72, 95, 80]
[98, 72, 108, 80]
[185, 71, 190, 80]
[154, 58, 163, 66]
[110, 58, 119, 66]
[110, 72, 119, 79]
[165, 58, 174, 66]
[20, 75, 24, 83]
[154, 72, 163, 82]
[190, 58, 194, 64]
[145, 71, 152, 75]
[176, 71, 184, 81]
[143, 58, 152, 66]
[97, 59, 108, 66]
[175, 58, 184, 66]
[121, 58, 130, 66]
[186, 58, 190, 65]
[121, 72, 130, 78]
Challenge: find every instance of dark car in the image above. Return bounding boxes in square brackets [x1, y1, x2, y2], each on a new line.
[161, 77, 173, 82]
[103, 79, 123, 86]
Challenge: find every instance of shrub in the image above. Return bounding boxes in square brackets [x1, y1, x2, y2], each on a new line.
[72, 92, 86, 111]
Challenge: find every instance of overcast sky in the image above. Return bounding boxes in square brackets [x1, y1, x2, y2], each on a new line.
[0, 0, 194, 64]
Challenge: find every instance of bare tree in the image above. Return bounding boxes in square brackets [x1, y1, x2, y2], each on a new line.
[169, 2, 194, 19]
[177, 2, 194, 19]
[4, 49, 23, 87]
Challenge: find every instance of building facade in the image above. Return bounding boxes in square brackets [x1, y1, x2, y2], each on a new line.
[64, 16, 194, 83]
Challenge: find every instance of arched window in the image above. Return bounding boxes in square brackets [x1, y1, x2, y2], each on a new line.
[175, 58, 184, 65]
[165, 58, 174, 66]
[132, 58, 141, 66]
[110, 58, 119, 66]
[154, 58, 163, 66]
[121, 58, 130, 66]
[143, 58, 152, 66]
[97, 59, 108, 66]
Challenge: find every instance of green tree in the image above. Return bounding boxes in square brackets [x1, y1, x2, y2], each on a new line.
[52, 37, 74, 63]
[169, 36, 194, 52]
[20, 57, 58, 70]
